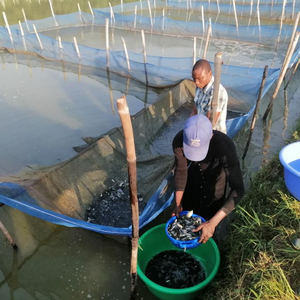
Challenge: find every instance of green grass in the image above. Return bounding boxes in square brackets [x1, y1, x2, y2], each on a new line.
[199, 122, 300, 300]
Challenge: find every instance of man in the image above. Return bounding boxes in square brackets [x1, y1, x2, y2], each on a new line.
[191, 59, 228, 134]
[172, 114, 244, 244]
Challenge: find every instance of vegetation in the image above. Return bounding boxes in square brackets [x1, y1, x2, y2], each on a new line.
[200, 122, 300, 299]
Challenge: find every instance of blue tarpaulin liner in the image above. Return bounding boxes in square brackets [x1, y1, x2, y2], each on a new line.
[0, 1, 299, 236]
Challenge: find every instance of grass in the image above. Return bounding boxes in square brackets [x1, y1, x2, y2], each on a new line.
[198, 122, 300, 299]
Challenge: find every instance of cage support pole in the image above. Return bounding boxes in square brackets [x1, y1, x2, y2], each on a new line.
[121, 0, 123, 13]
[162, 8, 165, 32]
[22, 8, 30, 31]
[232, 0, 239, 37]
[109, 3, 115, 25]
[277, 0, 286, 43]
[202, 23, 211, 59]
[105, 18, 110, 69]
[121, 37, 131, 73]
[147, 0, 153, 27]
[216, 0, 220, 13]
[141, 30, 148, 85]
[2, 12, 14, 46]
[48, 0, 58, 27]
[73, 37, 81, 60]
[193, 37, 197, 65]
[201, 6, 205, 36]
[88, 1, 94, 20]
[0, 219, 17, 250]
[210, 52, 222, 128]
[284, 56, 300, 90]
[263, 32, 300, 120]
[134, 5, 137, 29]
[117, 96, 139, 300]
[243, 65, 268, 160]
[33, 24, 43, 50]
[257, 5, 261, 42]
[77, 3, 83, 23]
[18, 20, 27, 52]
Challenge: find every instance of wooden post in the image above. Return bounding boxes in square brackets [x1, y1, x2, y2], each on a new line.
[201, 6, 205, 36]
[284, 56, 300, 90]
[48, 0, 58, 27]
[141, 30, 148, 85]
[263, 32, 300, 120]
[22, 8, 30, 31]
[121, 37, 131, 73]
[147, 0, 153, 27]
[0, 219, 17, 250]
[2, 12, 14, 46]
[73, 37, 81, 60]
[210, 52, 222, 128]
[33, 24, 43, 50]
[18, 20, 27, 51]
[134, 5, 137, 29]
[117, 96, 139, 300]
[193, 37, 196, 65]
[243, 65, 268, 160]
[105, 18, 110, 69]
[202, 23, 211, 59]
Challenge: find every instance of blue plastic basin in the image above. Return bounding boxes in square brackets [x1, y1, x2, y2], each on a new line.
[279, 141, 300, 201]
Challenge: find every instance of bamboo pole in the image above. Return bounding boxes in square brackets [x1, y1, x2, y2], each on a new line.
[0, 219, 17, 250]
[257, 5, 261, 42]
[48, 0, 58, 27]
[243, 65, 268, 160]
[105, 18, 110, 69]
[134, 5, 137, 29]
[141, 30, 148, 85]
[109, 2, 115, 25]
[263, 32, 300, 120]
[121, 37, 131, 73]
[216, 0, 220, 13]
[2, 12, 14, 46]
[88, 1, 94, 20]
[193, 37, 196, 65]
[78, 3, 83, 23]
[33, 24, 43, 50]
[210, 52, 222, 128]
[202, 23, 211, 59]
[162, 8, 165, 32]
[22, 8, 30, 31]
[201, 6, 205, 36]
[117, 96, 139, 300]
[73, 37, 81, 60]
[277, 0, 286, 43]
[284, 56, 300, 90]
[18, 20, 27, 51]
[147, 0, 153, 27]
[232, 0, 239, 36]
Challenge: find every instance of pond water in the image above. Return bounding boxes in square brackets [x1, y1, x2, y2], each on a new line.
[0, 1, 300, 300]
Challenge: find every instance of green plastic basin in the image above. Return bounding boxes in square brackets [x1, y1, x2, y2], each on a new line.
[137, 224, 220, 300]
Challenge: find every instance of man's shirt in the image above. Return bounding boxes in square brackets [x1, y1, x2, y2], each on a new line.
[172, 130, 244, 216]
[194, 76, 228, 134]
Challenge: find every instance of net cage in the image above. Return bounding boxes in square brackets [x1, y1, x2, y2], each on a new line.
[0, 0, 299, 236]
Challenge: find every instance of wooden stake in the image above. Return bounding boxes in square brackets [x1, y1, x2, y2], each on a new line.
[147, 0, 153, 27]
[121, 37, 131, 72]
[284, 56, 300, 90]
[232, 0, 239, 36]
[263, 32, 300, 120]
[216, 0, 220, 13]
[77, 3, 83, 23]
[201, 6, 205, 36]
[277, 0, 286, 43]
[134, 5, 137, 29]
[106, 18, 110, 69]
[117, 96, 139, 300]
[109, 2, 115, 25]
[210, 52, 222, 128]
[243, 65, 268, 160]
[48, 0, 58, 27]
[33, 24, 43, 50]
[202, 23, 211, 59]
[141, 30, 148, 85]
[162, 8, 165, 32]
[2, 12, 14, 46]
[18, 20, 27, 51]
[73, 37, 81, 60]
[193, 37, 196, 65]
[0, 220, 17, 250]
[256, 5, 261, 42]
[88, 1, 94, 20]
[22, 8, 30, 31]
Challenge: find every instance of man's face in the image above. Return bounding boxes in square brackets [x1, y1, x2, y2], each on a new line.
[192, 68, 212, 89]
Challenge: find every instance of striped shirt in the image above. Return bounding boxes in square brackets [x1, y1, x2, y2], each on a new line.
[194, 76, 228, 134]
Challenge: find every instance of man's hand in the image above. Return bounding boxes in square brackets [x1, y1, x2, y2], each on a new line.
[193, 221, 216, 244]
[171, 204, 183, 218]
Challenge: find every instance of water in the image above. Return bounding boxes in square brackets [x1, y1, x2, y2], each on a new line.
[289, 159, 300, 172]
[0, 0, 300, 299]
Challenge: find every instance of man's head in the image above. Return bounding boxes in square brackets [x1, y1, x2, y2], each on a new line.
[192, 59, 212, 89]
[183, 114, 213, 161]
